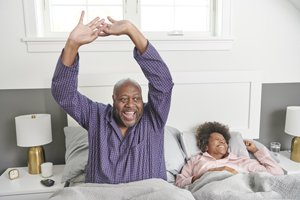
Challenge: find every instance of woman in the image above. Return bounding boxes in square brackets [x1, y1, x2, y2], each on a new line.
[176, 121, 284, 188]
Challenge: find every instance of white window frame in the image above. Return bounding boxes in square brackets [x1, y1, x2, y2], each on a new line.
[22, 0, 233, 52]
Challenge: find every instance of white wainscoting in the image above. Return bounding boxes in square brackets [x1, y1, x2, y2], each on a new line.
[67, 70, 261, 139]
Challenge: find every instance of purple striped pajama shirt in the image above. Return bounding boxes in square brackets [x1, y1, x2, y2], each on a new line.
[51, 42, 174, 184]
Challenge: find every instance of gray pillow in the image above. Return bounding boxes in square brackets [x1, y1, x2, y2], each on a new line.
[179, 131, 201, 159]
[164, 126, 186, 183]
[229, 131, 249, 158]
[62, 125, 186, 183]
[62, 126, 88, 183]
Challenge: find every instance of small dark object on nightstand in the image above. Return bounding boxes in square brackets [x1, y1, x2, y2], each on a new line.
[40, 179, 55, 187]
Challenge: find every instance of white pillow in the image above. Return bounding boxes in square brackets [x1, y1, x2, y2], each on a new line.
[164, 126, 186, 183]
[180, 131, 250, 159]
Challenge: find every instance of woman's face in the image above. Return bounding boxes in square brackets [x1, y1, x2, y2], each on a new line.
[206, 132, 228, 159]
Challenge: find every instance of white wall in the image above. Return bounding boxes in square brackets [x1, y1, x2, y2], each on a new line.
[1, 0, 300, 89]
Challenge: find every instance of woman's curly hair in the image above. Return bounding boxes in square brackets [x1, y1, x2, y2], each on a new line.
[196, 121, 231, 152]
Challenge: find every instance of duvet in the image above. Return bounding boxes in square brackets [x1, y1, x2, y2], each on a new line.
[188, 171, 300, 200]
[49, 178, 195, 200]
[49, 172, 300, 200]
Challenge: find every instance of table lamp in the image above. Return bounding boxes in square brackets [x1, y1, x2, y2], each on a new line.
[284, 106, 300, 163]
[15, 114, 52, 174]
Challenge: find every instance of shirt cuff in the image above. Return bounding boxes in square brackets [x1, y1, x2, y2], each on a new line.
[55, 49, 80, 76]
[253, 146, 270, 160]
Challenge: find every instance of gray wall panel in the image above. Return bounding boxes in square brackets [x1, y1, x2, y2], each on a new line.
[258, 83, 300, 150]
[0, 89, 67, 174]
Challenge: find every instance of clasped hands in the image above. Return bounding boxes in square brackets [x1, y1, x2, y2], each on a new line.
[67, 11, 131, 48]
[192, 166, 238, 183]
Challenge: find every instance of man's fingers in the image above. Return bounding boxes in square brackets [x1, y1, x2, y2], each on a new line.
[88, 19, 104, 31]
[79, 11, 85, 24]
[107, 16, 116, 23]
[98, 29, 109, 37]
[88, 17, 101, 27]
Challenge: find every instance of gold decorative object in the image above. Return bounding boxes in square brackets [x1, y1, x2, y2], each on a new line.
[28, 146, 45, 174]
[290, 137, 300, 162]
[285, 106, 300, 163]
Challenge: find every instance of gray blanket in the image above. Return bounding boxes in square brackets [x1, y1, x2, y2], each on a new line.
[49, 178, 195, 200]
[188, 171, 300, 200]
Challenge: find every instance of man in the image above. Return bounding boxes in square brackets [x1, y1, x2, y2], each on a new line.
[51, 11, 174, 184]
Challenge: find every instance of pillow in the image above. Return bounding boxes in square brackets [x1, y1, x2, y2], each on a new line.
[179, 131, 201, 159]
[62, 125, 186, 184]
[179, 131, 250, 159]
[229, 131, 249, 158]
[62, 126, 88, 183]
[164, 126, 186, 183]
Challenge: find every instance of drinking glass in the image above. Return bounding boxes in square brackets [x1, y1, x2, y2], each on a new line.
[270, 142, 281, 156]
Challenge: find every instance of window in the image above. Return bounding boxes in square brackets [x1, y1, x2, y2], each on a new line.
[22, 0, 233, 52]
[46, 0, 123, 34]
[45, 0, 212, 35]
[141, 0, 212, 34]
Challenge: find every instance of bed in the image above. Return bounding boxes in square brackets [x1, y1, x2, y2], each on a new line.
[49, 71, 300, 200]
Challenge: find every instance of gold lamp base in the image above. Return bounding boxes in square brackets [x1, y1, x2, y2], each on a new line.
[28, 146, 45, 174]
[290, 136, 300, 163]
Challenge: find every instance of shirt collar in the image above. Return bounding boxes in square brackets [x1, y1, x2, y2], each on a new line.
[202, 152, 238, 160]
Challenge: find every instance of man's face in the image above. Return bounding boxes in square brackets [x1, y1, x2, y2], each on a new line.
[113, 81, 143, 128]
[207, 132, 228, 159]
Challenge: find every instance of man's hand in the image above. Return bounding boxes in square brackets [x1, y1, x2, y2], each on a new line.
[62, 11, 105, 66]
[67, 11, 105, 48]
[98, 16, 131, 37]
[244, 140, 258, 153]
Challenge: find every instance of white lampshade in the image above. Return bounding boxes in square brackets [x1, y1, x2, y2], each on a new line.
[15, 114, 52, 147]
[285, 106, 300, 137]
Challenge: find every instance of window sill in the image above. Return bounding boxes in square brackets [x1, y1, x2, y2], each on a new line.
[22, 36, 234, 52]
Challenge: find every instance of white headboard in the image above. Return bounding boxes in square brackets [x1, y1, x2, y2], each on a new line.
[67, 71, 262, 139]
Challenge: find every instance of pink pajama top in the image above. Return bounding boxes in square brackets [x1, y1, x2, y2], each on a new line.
[176, 146, 284, 188]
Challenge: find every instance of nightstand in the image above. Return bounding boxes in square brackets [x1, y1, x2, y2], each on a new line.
[0, 164, 65, 200]
[277, 151, 300, 175]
